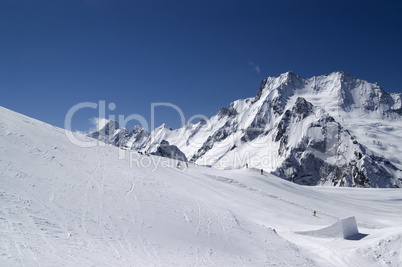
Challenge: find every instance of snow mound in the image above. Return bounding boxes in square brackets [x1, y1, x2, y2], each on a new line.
[297, 216, 359, 239]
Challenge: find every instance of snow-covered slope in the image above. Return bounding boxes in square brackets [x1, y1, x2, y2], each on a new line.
[1, 106, 402, 266]
[89, 72, 402, 188]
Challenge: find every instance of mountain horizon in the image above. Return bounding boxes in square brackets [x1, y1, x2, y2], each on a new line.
[2, 102, 402, 265]
[88, 71, 402, 188]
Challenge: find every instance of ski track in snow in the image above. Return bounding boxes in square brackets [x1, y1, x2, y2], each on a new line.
[1, 105, 402, 266]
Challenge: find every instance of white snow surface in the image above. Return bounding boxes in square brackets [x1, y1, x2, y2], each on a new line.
[297, 216, 359, 239]
[1, 105, 402, 266]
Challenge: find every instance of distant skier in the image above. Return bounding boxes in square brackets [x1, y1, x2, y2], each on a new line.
[260, 169, 263, 175]
[177, 162, 181, 168]
[186, 162, 188, 168]
[313, 210, 317, 216]
[246, 163, 248, 169]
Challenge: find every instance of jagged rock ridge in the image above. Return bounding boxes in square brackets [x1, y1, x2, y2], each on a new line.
[88, 71, 402, 188]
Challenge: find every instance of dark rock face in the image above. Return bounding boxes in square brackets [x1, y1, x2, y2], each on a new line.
[87, 121, 149, 149]
[393, 107, 402, 114]
[218, 107, 237, 118]
[275, 110, 291, 143]
[254, 79, 268, 101]
[109, 128, 133, 147]
[272, 98, 401, 187]
[292, 97, 314, 120]
[88, 121, 118, 140]
[131, 126, 149, 144]
[153, 140, 187, 162]
[88, 121, 128, 145]
[241, 127, 263, 143]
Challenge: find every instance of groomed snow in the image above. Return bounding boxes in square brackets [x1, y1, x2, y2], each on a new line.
[1, 105, 402, 266]
[297, 216, 359, 239]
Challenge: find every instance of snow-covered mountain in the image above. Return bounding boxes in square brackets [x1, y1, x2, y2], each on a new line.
[2, 105, 402, 266]
[89, 71, 402, 188]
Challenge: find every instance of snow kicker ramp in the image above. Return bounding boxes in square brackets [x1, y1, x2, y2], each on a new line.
[297, 217, 359, 239]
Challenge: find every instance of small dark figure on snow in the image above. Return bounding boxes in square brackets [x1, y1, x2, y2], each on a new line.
[260, 169, 263, 175]
[177, 162, 181, 168]
[246, 163, 248, 169]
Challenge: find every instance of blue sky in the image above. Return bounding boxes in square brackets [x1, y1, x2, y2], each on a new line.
[1, 0, 402, 132]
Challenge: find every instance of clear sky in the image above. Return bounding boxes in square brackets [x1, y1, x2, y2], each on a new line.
[1, 0, 402, 132]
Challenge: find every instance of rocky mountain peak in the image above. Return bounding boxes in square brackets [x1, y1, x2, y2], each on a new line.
[158, 123, 172, 131]
[87, 71, 402, 188]
[133, 125, 148, 134]
[103, 120, 119, 131]
[292, 97, 314, 120]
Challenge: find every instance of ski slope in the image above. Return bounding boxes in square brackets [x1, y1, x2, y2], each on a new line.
[1, 105, 402, 266]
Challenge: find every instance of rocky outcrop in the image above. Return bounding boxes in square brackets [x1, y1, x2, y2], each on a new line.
[152, 140, 187, 162]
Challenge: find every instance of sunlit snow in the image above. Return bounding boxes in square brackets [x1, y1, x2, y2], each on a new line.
[1, 105, 402, 266]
